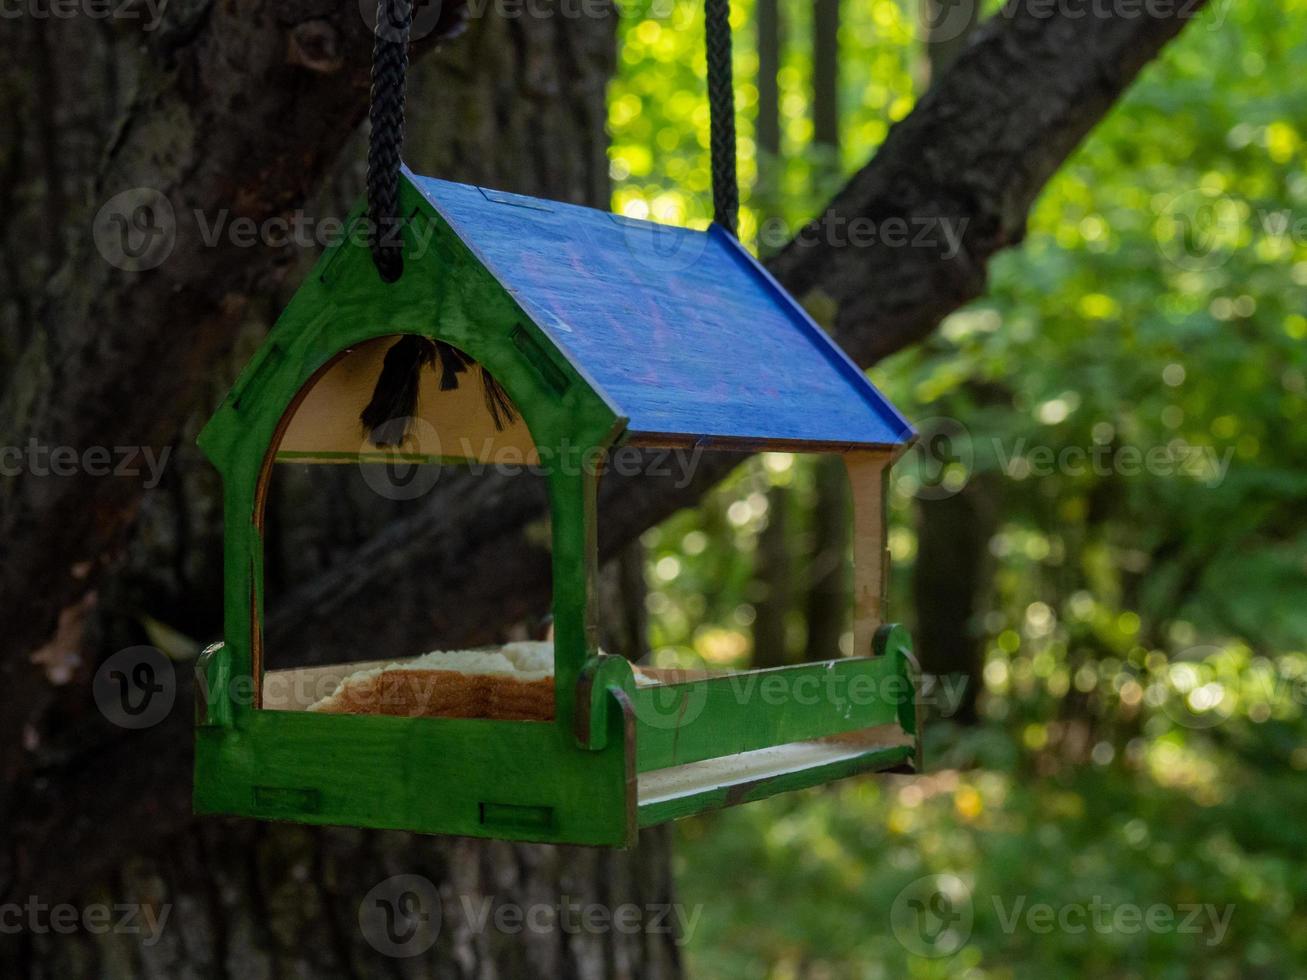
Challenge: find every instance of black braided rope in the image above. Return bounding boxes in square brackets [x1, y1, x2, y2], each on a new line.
[705, 0, 739, 235]
[367, 0, 413, 282]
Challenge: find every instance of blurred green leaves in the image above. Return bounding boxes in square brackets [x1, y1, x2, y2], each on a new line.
[612, 0, 1307, 975]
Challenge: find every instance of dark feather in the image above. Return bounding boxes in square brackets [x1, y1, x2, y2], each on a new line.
[435, 340, 473, 391]
[359, 335, 438, 447]
[481, 367, 518, 431]
[359, 335, 517, 444]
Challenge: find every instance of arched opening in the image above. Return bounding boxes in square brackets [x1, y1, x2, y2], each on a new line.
[252, 335, 557, 719]
[271, 334, 539, 466]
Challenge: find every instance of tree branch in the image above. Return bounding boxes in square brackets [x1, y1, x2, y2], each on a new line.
[774, 0, 1210, 365]
[0, 0, 468, 659]
[266, 0, 1213, 668]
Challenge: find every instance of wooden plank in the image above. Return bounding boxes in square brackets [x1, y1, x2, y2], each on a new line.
[194, 701, 634, 846]
[846, 451, 890, 658]
[633, 655, 914, 772]
[409, 174, 914, 450]
[629, 665, 727, 683]
[275, 335, 541, 464]
[548, 461, 606, 734]
[622, 432, 903, 455]
[636, 726, 914, 826]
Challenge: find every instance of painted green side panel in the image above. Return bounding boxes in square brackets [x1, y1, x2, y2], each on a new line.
[633, 655, 915, 773]
[195, 694, 633, 845]
[875, 623, 922, 741]
[636, 743, 914, 827]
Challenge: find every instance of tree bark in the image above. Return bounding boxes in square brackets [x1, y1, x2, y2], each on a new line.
[747, 0, 788, 668]
[802, 0, 850, 664]
[812, 0, 840, 158]
[805, 456, 851, 662]
[912, 477, 1000, 724]
[751, 483, 792, 668]
[918, 0, 982, 89]
[5, 820, 684, 978]
[2, 6, 686, 979]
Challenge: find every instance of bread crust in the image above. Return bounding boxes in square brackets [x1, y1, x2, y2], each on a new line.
[306, 642, 664, 721]
[311, 668, 556, 721]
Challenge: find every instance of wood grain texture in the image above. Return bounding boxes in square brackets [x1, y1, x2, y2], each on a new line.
[847, 452, 891, 659]
[277, 336, 540, 464]
[637, 730, 914, 827]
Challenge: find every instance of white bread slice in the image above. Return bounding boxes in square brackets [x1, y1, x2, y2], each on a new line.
[307, 641, 658, 720]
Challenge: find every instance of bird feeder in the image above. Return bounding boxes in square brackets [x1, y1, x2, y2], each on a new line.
[193, 169, 921, 846]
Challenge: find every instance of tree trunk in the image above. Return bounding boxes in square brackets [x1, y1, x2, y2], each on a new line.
[1, 7, 684, 978]
[600, 540, 652, 666]
[906, 4, 988, 719]
[751, 483, 792, 668]
[802, 0, 850, 664]
[754, 0, 782, 245]
[6, 822, 684, 978]
[918, 0, 981, 89]
[805, 456, 851, 662]
[911, 477, 1000, 724]
[812, 0, 840, 165]
[748, 2, 789, 668]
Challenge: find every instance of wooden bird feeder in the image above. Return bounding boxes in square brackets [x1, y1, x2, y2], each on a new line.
[194, 169, 921, 846]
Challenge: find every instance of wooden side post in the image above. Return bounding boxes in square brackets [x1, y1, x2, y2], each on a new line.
[548, 450, 603, 737]
[844, 451, 891, 658]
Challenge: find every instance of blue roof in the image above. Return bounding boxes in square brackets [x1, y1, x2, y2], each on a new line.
[408, 172, 913, 450]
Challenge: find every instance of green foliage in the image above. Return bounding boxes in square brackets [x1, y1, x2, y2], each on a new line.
[612, 0, 1307, 974]
[609, 0, 917, 236]
[674, 751, 1307, 978]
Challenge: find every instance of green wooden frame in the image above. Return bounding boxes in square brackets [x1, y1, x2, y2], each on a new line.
[194, 181, 920, 847]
